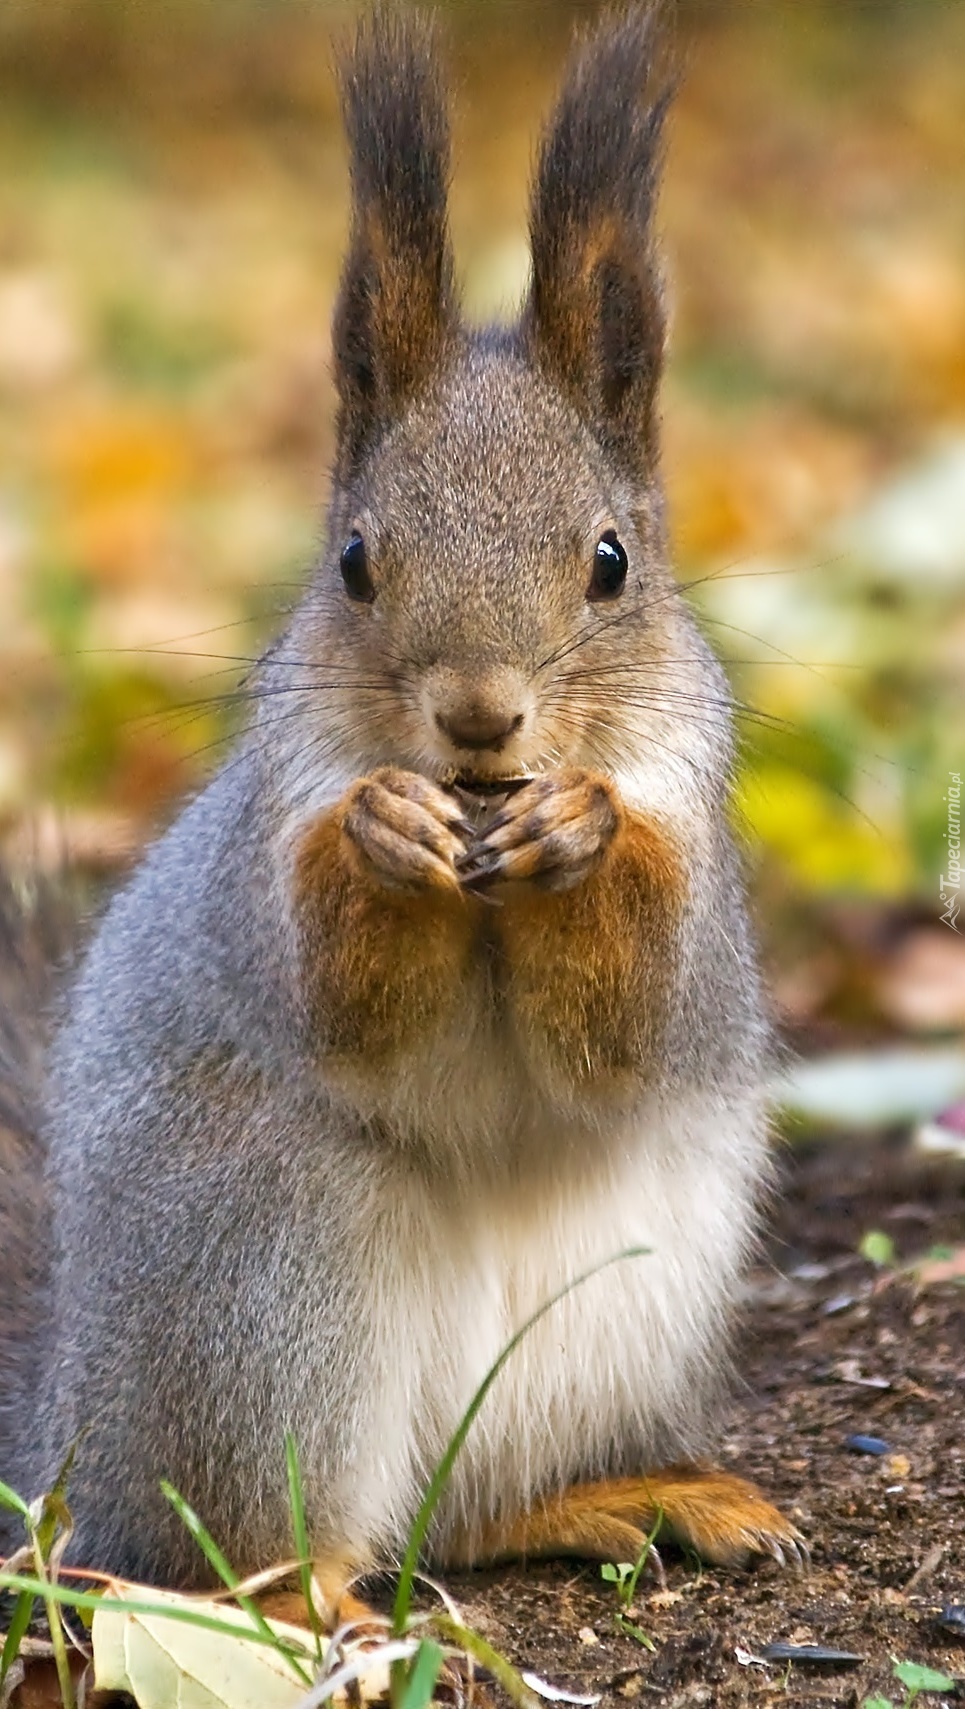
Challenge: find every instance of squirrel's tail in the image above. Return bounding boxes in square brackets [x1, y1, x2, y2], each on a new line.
[0, 871, 75, 1526]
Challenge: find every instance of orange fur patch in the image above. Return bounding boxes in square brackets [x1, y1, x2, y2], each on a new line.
[496, 809, 687, 1092]
[446, 1463, 804, 1571]
[257, 1554, 377, 1636]
[293, 811, 476, 1065]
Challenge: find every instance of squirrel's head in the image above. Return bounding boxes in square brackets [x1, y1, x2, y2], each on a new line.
[281, 6, 725, 794]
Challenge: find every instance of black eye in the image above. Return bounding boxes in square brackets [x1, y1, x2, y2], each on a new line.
[340, 531, 375, 603]
[588, 530, 628, 601]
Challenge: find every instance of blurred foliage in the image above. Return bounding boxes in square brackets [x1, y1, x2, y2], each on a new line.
[0, 0, 963, 955]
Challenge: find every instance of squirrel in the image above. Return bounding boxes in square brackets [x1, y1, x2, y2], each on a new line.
[0, 4, 807, 1617]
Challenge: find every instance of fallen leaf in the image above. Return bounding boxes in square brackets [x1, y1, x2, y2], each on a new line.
[93, 1586, 314, 1709]
[91, 1581, 397, 1709]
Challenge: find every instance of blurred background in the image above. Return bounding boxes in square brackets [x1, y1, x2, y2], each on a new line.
[0, 0, 963, 1050]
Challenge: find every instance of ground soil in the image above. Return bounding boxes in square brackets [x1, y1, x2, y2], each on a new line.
[4, 1132, 963, 1708]
[444, 1134, 965, 1708]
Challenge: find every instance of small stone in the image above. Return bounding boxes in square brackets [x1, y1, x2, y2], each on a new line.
[845, 1434, 889, 1456]
[578, 1627, 598, 1646]
[882, 1453, 911, 1479]
[791, 1261, 831, 1280]
[823, 1292, 857, 1315]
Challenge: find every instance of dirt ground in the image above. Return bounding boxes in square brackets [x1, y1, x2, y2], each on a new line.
[444, 1135, 965, 1707]
[3, 1130, 962, 1708]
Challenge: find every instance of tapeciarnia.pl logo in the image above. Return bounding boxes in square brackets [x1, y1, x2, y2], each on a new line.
[940, 770, 961, 932]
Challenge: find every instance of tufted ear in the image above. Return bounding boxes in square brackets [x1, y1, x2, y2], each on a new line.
[333, 8, 457, 476]
[524, 6, 675, 480]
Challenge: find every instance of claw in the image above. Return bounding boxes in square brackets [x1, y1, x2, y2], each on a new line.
[456, 851, 503, 885]
[755, 1528, 808, 1573]
[645, 1541, 667, 1589]
[485, 807, 513, 835]
[447, 814, 478, 840]
[461, 882, 503, 907]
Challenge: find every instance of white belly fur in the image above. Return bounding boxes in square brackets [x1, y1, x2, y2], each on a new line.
[338, 1085, 768, 1556]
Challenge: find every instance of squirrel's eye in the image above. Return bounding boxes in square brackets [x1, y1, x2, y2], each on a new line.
[587, 530, 628, 601]
[340, 531, 375, 603]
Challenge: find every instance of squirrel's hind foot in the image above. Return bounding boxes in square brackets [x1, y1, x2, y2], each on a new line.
[445, 1463, 808, 1575]
[631, 1463, 809, 1571]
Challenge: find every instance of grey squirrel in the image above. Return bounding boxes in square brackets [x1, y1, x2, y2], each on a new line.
[0, 3, 806, 1611]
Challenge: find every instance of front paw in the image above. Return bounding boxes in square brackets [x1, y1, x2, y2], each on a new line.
[457, 769, 621, 893]
[341, 768, 472, 892]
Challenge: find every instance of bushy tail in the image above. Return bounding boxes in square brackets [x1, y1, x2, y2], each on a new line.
[0, 872, 76, 1525]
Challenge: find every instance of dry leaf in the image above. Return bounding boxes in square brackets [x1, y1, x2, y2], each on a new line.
[93, 1585, 316, 1709]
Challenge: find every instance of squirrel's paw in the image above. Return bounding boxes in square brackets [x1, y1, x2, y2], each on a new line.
[646, 1466, 809, 1570]
[341, 768, 472, 892]
[457, 768, 621, 893]
[451, 1466, 807, 1574]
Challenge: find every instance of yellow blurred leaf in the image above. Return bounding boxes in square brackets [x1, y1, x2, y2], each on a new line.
[47, 406, 201, 504]
[738, 765, 912, 894]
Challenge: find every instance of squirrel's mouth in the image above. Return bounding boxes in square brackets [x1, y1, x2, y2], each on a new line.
[449, 774, 531, 799]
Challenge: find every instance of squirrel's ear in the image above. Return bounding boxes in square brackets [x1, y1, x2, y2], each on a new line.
[333, 8, 456, 474]
[524, 5, 675, 478]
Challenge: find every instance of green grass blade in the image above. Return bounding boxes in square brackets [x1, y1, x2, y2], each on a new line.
[615, 1614, 656, 1651]
[431, 1615, 539, 1708]
[284, 1432, 324, 1662]
[623, 1504, 663, 1608]
[0, 1573, 321, 1658]
[397, 1639, 444, 1709]
[160, 1483, 312, 1686]
[28, 1538, 76, 1709]
[0, 1480, 30, 1519]
[160, 1483, 242, 1591]
[392, 1244, 650, 1636]
[0, 1589, 35, 1688]
[35, 1442, 79, 1558]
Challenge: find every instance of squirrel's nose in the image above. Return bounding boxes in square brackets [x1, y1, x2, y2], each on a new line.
[435, 707, 524, 753]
